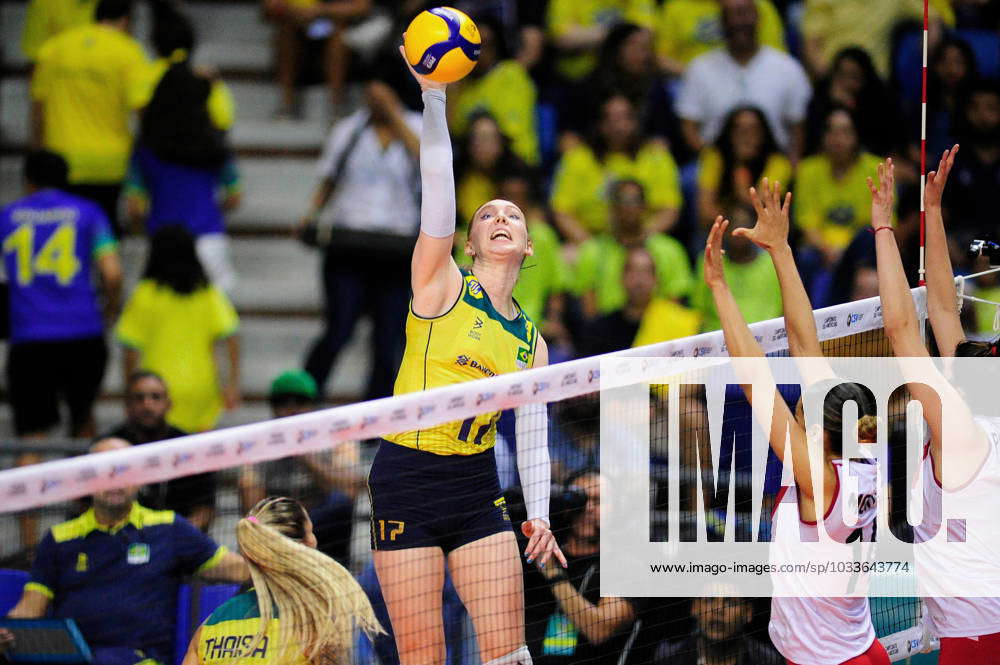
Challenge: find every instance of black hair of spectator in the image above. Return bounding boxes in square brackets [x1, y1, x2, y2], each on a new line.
[714, 105, 780, 203]
[806, 47, 900, 155]
[23, 150, 69, 190]
[591, 93, 643, 159]
[151, 3, 195, 57]
[144, 225, 210, 294]
[820, 104, 866, 154]
[497, 161, 542, 204]
[928, 36, 978, 108]
[830, 47, 882, 98]
[564, 465, 600, 491]
[597, 22, 645, 72]
[954, 78, 1000, 143]
[610, 177, 647, 204]
[471, 13, 510, 62]
[455, 111, 527, 185]
[587, 24, 656, 124]
[95, 0, 132, 22]
[126, 370, 168, 391]
[139, 35, 228, 169]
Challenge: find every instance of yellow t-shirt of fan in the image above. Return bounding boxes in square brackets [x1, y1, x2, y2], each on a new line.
[31, 23, 149, 184]
[385, 269, 538, 456]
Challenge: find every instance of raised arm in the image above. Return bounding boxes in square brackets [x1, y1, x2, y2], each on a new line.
[737, 181, 820, 356]
[400, 45, 464, 318]
[705, 217, 829, 507]
[870, 160, 926, 358]
[870, 158, 988, 488]
[924, 145, 965, 357]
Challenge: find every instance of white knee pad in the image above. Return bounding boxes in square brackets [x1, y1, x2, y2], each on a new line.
[484, 645, 532, 665]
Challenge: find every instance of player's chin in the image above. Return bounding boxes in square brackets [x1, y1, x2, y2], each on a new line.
[490, 237, 527, 254]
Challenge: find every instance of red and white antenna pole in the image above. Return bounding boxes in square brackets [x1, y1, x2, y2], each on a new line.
[918, 0, 929, 286]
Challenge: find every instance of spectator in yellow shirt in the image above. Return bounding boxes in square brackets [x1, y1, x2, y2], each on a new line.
[655, 0, 786, 76]
[794, 107, 883, 265]
[31, 0, 149, 236]
[573, 179, 692, 320]
[21, 0, 98, 60]
[697, 105, 792, 230]
[551, 94, 682, 244]
[546, 0, 656, 80]
[116, 226, 241, 433]
[449, 16, 539, 166]
[578, 245, 701, 356]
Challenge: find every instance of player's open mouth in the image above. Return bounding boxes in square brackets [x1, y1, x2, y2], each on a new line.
[490, 230, 511, 241]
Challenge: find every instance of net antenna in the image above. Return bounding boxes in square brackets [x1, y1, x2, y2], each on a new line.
[918, 0, 929, 286]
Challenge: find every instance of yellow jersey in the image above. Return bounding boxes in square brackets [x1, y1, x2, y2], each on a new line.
[31, 24, 149, 184]
[198, 591, 310, 665]
[385, 269, 539, 455]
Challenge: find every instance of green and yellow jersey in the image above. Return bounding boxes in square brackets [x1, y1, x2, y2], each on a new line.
[198, 591, 309, 665]
[385, 268, 538, 456]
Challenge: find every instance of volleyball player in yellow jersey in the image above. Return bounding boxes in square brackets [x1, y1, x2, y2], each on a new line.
[366, 48, 565, 665]
[182, 497, 382, 665]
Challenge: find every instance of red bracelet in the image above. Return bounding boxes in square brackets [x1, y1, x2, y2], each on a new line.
[870, 226, 894, 235]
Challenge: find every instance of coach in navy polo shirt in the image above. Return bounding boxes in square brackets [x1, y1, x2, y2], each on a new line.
[2, 438, 248, 665]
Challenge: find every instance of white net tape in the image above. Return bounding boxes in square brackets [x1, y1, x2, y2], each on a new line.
[0, 288, 925, 513]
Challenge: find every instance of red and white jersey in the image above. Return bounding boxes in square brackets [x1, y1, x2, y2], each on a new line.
[914, 416, 1000, 639]
[769, 459, 878, 665]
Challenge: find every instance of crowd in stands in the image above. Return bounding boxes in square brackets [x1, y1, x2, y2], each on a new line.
[4, 0, 1000, 662]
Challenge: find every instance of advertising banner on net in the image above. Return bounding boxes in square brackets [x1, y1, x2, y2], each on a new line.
[599, 356, 1000, 599]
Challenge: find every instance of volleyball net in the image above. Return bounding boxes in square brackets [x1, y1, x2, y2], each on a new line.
[0, 286, 951, 664]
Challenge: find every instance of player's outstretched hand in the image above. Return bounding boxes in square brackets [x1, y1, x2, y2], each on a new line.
[736, 178, 791, 252]
[522, 518, 567, 569]
[398, 42, 447, 93]
[925, 144, 959, 210]
[703, 215, 731, 290]
[866, 158, 895, 229]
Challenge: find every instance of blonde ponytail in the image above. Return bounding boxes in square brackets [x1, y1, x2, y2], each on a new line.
[233, 498, 383, 665]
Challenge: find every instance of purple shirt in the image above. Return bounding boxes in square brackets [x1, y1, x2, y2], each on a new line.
[0, 189, 117, 342]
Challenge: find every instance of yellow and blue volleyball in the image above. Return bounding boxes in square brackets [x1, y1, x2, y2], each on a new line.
[403, 7, 481, 83]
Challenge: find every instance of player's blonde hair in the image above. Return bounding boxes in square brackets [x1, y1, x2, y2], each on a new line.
[234, 497, 383, 665]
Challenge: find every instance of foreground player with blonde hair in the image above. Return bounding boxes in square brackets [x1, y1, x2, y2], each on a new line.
[182, 497, 382, 665]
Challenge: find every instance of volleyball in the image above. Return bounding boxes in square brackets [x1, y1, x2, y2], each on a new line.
[403, 7, 481, 83]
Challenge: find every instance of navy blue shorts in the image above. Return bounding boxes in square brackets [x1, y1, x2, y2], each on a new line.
[367, 440, 512, 553]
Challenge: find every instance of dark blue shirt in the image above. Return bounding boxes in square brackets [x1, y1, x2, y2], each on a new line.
[27, 503, 227, 664]
[0, 189, 117, 343]
[127, 146, 238, 237]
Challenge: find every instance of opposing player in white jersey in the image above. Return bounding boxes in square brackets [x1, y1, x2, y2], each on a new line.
[704, 180, 889, 665]
[871, 148, 1000, 664]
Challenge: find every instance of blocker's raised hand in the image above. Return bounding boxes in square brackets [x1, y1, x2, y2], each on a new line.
[736, 177, 792, 252]
[866, 158, 895, 229]
[703, 215, 731, 291]
[925, 144, 959, 210]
